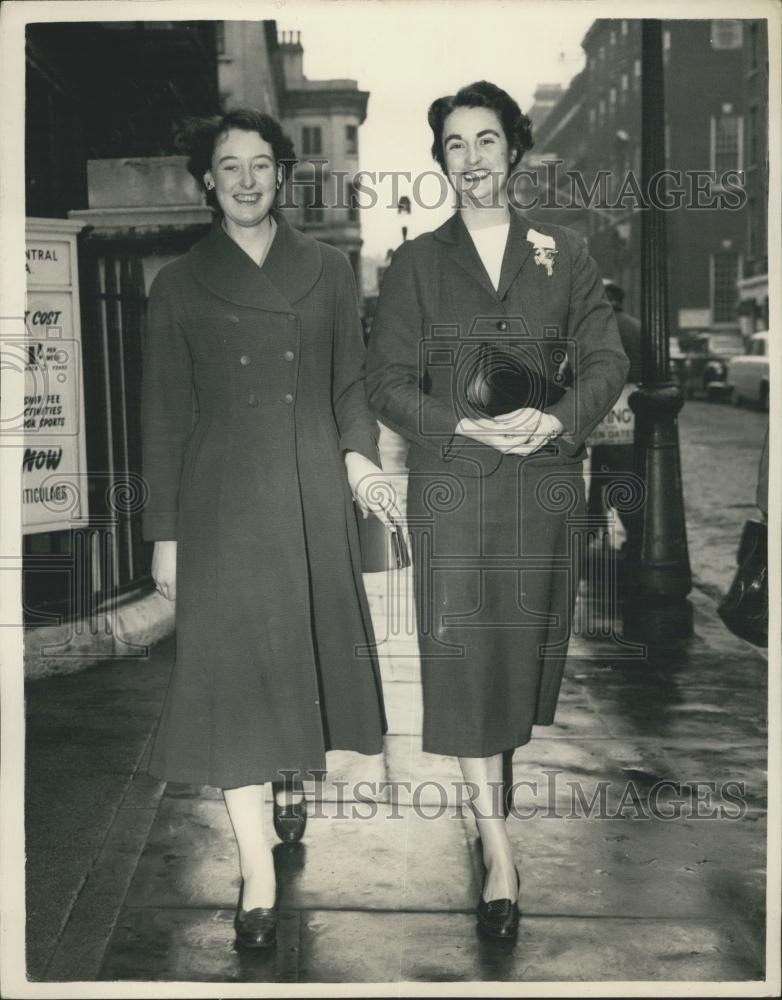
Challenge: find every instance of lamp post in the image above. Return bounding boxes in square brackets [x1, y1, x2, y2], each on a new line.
[623, 19, 693, 642]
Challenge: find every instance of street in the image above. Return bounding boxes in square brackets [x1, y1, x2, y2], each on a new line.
[678, 399, 768, 600]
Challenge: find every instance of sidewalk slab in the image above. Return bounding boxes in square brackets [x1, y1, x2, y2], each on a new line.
[473, 812, 767, 923]
[99, 908, 300, 982]
[123, 797, 477, 913]
[581, 682, 767, 740]
[26, 564, 769, 986]
[24, 638, 174, 980]
[297, 912, 761, 983]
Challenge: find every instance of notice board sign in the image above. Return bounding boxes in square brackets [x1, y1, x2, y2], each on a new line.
[587, 383, 636, 447]
[23, 219, 89, 534]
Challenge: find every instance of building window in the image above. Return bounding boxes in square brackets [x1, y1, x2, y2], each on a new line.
[609, 30, 616, 46]
[621, 72, 629, 92]
[216, 21, 226, 56]
[609, 86, 617, 106]
[663, 28, 671, 63]
[621, 19, 628, 36]
[711, 19, 743, 49]
[345, 124, 358, 156]
[302, 180, 324, 224]
[634, 58, 641, 78]
[711, 113, 743, 173]
[302, 126, 322, 156]
[711, 251, 738, 322]
[589, 107, 596, 127]
[599, 45, 605, 62]
[598, 98, 606, 119]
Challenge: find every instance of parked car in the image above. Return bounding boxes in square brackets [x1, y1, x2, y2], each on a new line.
[673, 330, 746, 400]
[728, 331, 769, 410]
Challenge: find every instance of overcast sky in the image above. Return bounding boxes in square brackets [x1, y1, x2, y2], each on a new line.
[277, 2, 594, 257]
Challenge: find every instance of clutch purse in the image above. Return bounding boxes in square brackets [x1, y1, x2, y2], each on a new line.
[357, 510, 410, 571]
[387, 513, 411, 569]
[464, 342, 566, 418]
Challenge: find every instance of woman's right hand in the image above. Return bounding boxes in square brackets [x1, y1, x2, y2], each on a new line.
[454, 410, 555, 455]
[152, 540, 177, 601]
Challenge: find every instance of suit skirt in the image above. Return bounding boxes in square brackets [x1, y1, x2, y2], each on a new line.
[406, 448, 586, 757]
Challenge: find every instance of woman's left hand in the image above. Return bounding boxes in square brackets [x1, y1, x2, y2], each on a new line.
[493, 408, 565, 454]
[344, 452, 400, 522]
[456, 408, 564, 456]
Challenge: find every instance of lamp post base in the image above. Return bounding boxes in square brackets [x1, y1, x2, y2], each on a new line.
[622, 383, 694, 643]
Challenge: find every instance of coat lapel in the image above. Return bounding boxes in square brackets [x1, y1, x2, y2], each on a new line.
[433, 213, 497, 300]
[433, 208, 537, 302]
[496, 209, 534, 301]
[188, 209, 322, 313]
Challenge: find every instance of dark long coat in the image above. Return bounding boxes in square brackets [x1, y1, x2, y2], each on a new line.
[365, 209, 629, 757]
[141, 211, 386, 788]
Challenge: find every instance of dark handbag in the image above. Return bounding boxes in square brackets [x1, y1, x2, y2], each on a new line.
[357, 510, 410, 572]
[464, 342, 566, 418]
[387, 513, 411, 569]
[717, 519, 768, 647]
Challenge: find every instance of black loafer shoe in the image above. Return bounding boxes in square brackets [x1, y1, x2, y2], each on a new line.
[273, 796, 307, 843]
[234, 882, 278, 949]
[477, 870, 521, 940]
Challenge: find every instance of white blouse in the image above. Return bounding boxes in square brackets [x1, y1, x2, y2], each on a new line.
[467, 221, 510, 291]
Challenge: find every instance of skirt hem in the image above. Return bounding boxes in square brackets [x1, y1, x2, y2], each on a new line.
[421, 730, 534, 758]
[148, 740, 385, 789]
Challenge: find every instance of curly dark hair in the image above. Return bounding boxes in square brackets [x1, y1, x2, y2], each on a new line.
[180, 108, 297, 210]
[427, 81, 533, 174]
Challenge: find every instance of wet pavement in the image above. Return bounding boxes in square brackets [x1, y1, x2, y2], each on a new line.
[24, 569, 768, 986]
[24, 425, 769, 986]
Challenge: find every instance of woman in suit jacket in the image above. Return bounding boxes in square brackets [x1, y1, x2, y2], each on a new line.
[142, 109, 388, 949]
[365, 81, 629, 940]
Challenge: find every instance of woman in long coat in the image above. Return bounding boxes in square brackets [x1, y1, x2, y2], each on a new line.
[365, 81, 629, 940]
[142, 109, 387, 948]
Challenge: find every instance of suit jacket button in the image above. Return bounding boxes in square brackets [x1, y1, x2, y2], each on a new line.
[248, 393, 259, 407]
[240, 355, 251, 366]
[496, 320, 509, 332]
[283, 393, 294, 404]
[284, 350, 295, 362]
[287, 313, 296, 322]
[227, 315, 239, 324]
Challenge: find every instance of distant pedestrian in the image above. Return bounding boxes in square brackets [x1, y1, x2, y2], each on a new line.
[587, 279, 642, 539]
[366, 80, 628, 942]
[141, 109, 389, 950]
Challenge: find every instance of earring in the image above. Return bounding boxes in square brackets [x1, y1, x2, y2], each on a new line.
[206, 181, 214, 190]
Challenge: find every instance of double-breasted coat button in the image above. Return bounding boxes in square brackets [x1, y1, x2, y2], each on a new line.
[247, 393, 259, 407]
[496, 320, 509, 332]
[227, 315, 239, 324]
[284, 350, 295, 362]
[240, 355, 251, 366]
[287, 313, 296, 322]
[283, 393, 294, 404]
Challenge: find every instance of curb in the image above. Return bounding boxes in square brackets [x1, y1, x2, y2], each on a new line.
[24, 589, 175, 681]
